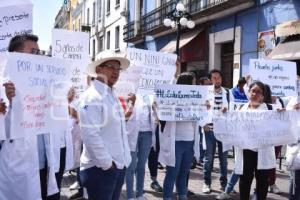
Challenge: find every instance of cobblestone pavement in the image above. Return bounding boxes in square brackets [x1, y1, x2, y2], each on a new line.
[61, 157, 290, 200]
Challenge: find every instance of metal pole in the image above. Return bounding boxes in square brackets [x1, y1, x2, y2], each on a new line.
[176, 21, 181, 56]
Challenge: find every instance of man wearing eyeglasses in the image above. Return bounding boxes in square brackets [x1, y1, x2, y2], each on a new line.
[0, 34, 56, 200]
[78, 52, 132, 199]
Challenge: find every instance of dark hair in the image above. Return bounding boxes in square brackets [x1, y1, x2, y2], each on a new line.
[8, 34, 39, 52]
[248, 81, 266, 98]
[199, 76, 210, 85]
[176, 72, 195, 85]
[209, 69, 222, 79]
[264, 84, 272, 104]
[238, 77, 246, 86]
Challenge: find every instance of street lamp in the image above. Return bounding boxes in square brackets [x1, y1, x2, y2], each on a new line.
[163, 1, 195, 55]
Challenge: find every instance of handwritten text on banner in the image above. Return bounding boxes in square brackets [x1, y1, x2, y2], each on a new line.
[0, 3, 33, 53]
[52, 29, 89, 98]
[4, 53, 72, 139]
[155, 84, 214, 121]
[213, 110, 298, 149]
[127, 48, 177, 95]
[249, 59, 297, 97]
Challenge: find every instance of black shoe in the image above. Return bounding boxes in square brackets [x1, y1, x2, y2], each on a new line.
[69, 191, 83, 200]
[151, 181, 163, 193]
[187, 190, 195, 196]
[158, 163, 164, 170]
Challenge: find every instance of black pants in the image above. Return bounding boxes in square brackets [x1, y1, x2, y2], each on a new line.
[40, 148, 66, 200]
[148, 125, 160, 178]
[239, 150, 271, 200]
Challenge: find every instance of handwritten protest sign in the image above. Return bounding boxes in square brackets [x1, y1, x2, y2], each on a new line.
[127, 48, 177, 95]
[4, 53, 72, 139]
[154, 84, 214, 121]
[213, 110, 298, 149]
[249, 59, 297, 97]
[115, 64, 142, 96]
[0, 3, 33, 53]
[52, 29, 89, 98]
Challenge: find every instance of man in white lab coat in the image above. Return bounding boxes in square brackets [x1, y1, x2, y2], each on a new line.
[78, 52, 132, 199]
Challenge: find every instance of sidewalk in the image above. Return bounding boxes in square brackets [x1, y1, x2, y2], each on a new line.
[60, 157, 290, 200]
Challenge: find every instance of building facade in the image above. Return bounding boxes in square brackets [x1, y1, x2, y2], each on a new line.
[123, 0, 300, 88]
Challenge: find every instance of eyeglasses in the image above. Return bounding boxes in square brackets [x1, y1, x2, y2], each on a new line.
[101, 64, 122, 70]
[249, 89, 263, 95]
[31, 48, 46, 55]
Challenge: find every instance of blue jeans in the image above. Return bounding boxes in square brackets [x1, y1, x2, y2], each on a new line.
[289, 170, 300, 200]
[125, 131, 152, 198]
[163, 141, 194, 200]
[225, 170, 239, 193]
[80, 166, 126, 200]
[203, 131, 228, 188]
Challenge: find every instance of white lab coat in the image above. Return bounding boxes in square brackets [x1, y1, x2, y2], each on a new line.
[0, 136, 41, 200]
[51, 120, 74, 172]
[158, 121, 200, 167]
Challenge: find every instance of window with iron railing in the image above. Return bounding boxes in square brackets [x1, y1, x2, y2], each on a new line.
[98, 36, 104, 52]
[107, 0, 111, 15]
[93, 2, 96, 25]
[115, 26, 120, 50]
[107, 31, 110, 49]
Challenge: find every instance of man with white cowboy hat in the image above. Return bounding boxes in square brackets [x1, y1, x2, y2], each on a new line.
[78, 51, 132, 200]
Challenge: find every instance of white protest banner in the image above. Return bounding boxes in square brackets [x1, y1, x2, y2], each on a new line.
[249, 59, 297, 97]
[0, 3, 33, 53]
[213, 110, 298, 149]
[4, 53, 72, 139]
[127, 48, 177, 95]
[154, 84, 214, 121]
[52, 29, 89, 98]
[115, 64, 142, 96]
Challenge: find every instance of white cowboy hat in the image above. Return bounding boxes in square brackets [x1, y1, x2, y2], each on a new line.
[87, 51, 130, 77]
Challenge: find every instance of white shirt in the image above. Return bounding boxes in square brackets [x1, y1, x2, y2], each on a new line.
[175, 121, 194, 141]
[78, 80, 131, 170]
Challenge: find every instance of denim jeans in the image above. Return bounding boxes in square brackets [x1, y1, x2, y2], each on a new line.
[125, 131, 152, 198]
[148, 125, 160, 179]
[203, 131, 228, 188]
[80, 166, 126, 200]
[163, 141, 194, 200]
[289, 170, 300, 200]
[225, 170, 239, 193]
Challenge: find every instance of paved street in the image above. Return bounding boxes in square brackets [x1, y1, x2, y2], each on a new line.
[61, 155, 291, 200]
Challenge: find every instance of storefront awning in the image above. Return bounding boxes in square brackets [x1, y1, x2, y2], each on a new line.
[275, 20, 300, 37]
[160, 28, 203, 53]
[267, 40, 300, 60]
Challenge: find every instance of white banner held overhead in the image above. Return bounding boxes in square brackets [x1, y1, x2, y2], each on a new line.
[0, 3, 33, 53]
[155, 84, 214, 121]
[4, 53, 72, 139]
[213, 110, 298, 149]
[127, 48, 177, 95]
[52, 29, 89, 98]
[249, 59, 297, 97]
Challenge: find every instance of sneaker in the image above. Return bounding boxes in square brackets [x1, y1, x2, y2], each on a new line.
[269, 184, 281, 194]
[216, 192, 231, 200]
[69, 181, 80, 190]
[202, 184, 211, 194]
[158, 163, 164, 170]
[69, 191, 83, 200]
[150, 181, 163, 193]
